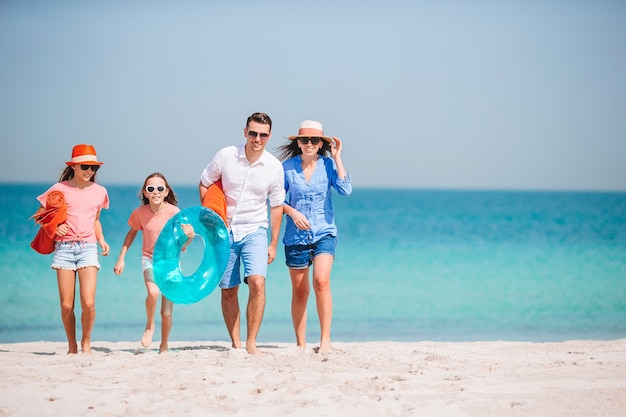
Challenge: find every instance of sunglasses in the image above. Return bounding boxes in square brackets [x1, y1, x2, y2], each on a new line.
[297, 137, 323, 145]
[247, 130, 270, 139]
[80, 164, 100, 172]
[145, 185, 167, 193]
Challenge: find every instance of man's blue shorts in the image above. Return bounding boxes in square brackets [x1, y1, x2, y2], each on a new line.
[220, 227, 268, 289]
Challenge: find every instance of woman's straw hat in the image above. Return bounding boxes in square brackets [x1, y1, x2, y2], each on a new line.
[288, 120, 333, 143]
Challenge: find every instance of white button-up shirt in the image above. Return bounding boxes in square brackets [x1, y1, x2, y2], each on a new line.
[200, 145, 285, 242]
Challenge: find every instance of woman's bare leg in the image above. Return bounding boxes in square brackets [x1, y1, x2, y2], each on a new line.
[312, 255, 334, 353]
[290, 267, 310, 349]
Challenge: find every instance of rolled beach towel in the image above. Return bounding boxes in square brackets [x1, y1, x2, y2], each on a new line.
[30, 190, 67, 254]
[201, 180, 227, 225]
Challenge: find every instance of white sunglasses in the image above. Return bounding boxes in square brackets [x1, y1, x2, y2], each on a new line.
[145, 185, 167, 193]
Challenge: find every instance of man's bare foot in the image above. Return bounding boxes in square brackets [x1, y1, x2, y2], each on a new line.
[81, 340, 92, 354]
[67, 342, 78, 355]
[246, 341, 264, 355]
[232, 340, 242, 349]
[141, 326, 155, 348]
[159, 342, 168, 354]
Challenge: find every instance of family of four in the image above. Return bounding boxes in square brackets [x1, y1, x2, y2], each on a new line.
[34, 112, 352, 355]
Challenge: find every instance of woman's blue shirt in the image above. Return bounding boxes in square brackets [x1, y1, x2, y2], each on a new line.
[282, 155, 352, 246]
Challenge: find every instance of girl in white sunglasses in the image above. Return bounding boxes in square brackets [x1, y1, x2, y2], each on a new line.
[113, 172, 194, 353]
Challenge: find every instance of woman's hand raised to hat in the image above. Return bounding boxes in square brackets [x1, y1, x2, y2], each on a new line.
[330, 136, 343, 160]
[330, 136, 349, 181]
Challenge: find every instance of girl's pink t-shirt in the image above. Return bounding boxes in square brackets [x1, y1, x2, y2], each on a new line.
[37, 181, 109, 243]
[128, 203, 180, 258]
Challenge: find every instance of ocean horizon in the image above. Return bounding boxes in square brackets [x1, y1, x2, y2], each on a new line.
[1, 183, 625, 345]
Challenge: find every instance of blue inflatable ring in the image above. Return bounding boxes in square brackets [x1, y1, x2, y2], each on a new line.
[153, 206, 230, 305]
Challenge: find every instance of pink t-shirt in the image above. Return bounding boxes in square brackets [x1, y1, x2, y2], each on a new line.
[37, 181, 109, 243]
[128, 203, 180, 259]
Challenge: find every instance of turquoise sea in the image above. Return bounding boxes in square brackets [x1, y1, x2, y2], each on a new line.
[1, 184, 625, 344]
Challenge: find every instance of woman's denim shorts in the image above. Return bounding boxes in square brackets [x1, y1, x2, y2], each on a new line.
[51, 242, 100, 271]
[285, 234, 337, 269]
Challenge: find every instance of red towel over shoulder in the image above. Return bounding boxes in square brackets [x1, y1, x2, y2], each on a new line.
[30, 190, 67, 254]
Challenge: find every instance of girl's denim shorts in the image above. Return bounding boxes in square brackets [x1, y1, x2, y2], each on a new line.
[51, 242, 100, 271]
[285, 234, 337, 269]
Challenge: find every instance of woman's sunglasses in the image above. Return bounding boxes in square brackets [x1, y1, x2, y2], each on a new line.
[145, 185, 167, 193]
[80, 164, 100, 172]
[297, 137, 323, 145]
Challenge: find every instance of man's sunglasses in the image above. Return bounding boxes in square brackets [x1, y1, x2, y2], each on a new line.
[297, 137, 323, 145]
[145, 185, 167, 193]
[80, 164, 100, 172]
[247, 131, 270, 139]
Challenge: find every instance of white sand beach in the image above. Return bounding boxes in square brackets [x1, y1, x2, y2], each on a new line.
[1, 339, 625, 417]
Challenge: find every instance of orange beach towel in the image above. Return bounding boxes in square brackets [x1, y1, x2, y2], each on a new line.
[30, 190, 67, 254]
[201, 180, 227, 225]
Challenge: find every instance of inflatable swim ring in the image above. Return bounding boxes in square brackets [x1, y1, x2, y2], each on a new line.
[153, 206, 229, 305]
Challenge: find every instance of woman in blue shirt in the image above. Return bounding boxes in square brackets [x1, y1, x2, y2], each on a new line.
[276, 120, 352, 353]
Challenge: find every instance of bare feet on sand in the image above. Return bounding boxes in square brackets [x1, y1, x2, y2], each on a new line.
[141, 326, 155, 348]
[318, 340, 331, 353]
[245, 340, 265, 355]
[81, 340, 92, 354]
[67, 341, 79, 355]
[313, 342, 331, 354]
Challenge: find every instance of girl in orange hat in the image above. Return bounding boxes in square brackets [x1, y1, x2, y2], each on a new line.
[33, 144, 110, 354]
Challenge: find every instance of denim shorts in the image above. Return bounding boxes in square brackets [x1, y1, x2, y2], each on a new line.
[51, 242, 100, 271]
[285, 234, 337, 269]
[220, 227, 268, 289]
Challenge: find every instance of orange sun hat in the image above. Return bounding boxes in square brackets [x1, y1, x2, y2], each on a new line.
[65, 144, 104, 166]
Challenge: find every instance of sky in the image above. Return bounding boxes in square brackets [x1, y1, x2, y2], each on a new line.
[1, 0, 625, 191]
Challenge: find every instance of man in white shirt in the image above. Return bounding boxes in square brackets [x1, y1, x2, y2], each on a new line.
[199, 112, 285, 354]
